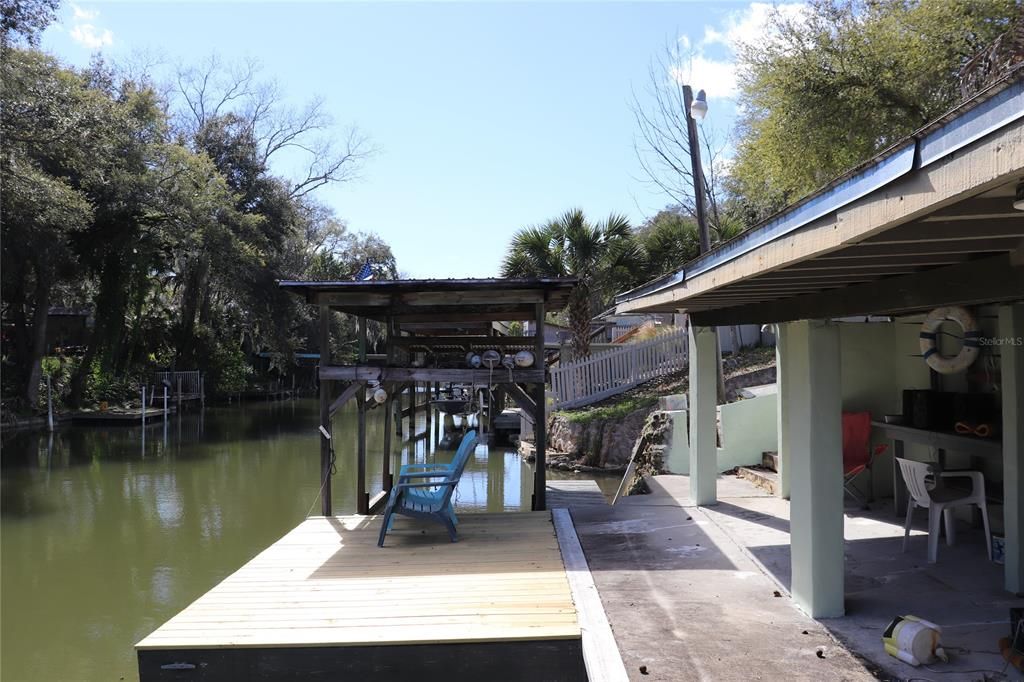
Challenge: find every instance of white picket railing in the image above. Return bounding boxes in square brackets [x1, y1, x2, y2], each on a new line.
[550, 327, 687, 409]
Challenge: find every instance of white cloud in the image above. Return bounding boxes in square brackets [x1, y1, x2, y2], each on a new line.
[70, 23, 113, 49]
[67, 4, 113, 50]
[71, 4, 98, 21]
[670, 2, 806, 100]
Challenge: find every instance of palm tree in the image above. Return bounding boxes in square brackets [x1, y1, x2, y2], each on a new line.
[501, 208, 643, 359]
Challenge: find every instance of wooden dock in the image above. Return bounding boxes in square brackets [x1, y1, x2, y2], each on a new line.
[547, 480, 609, 508]
[70, 407, 175, 424]
[136, 512, 590, 681]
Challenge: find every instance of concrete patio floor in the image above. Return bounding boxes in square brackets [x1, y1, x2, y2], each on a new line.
[628, 474, 1024, 682]
[568, 478, 876, 681]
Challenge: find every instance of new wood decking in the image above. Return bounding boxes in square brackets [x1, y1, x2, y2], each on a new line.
[547, 480, 610, 508]
[136, 512, 588, 681]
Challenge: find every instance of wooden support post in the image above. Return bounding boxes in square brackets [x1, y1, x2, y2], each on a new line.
[383, 391, 394, 492]
[425, 380, 432, 438]
[1000, 304, 1024, 594]
[177, 377, 182, 411]
[533, 301, 547, 511]
[409, 381, 417, 438]
[395, 385, 403, 437]
[357, 390, 368, 514]
[357, 316, 368, 514]
[479, 387, 486, 440]
[46, 374, 54, 432]
[383, 317, 394, 493]
[141, 385, 146, 426]
[433, 382, 441, 445]
[319, 305, 333, 516]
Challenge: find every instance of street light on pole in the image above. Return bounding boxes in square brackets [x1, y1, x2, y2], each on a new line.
[682, 86, 710, 254]
[682, 85, 725, 401]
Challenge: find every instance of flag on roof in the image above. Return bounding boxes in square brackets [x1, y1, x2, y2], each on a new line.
[354, 261, 373, 281]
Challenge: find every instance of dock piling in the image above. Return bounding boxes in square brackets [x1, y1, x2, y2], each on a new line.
[46, 374, 54, 432]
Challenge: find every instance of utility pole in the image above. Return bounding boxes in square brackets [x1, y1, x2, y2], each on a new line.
[683, 84, 725, 401]
[683, 85, 710, 254]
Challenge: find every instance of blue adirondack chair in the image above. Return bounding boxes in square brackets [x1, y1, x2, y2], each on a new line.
[377, 430, 478, 547]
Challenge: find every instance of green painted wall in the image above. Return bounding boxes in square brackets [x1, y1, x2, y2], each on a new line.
[837, 311, 1003, 501]
[665, 392, 777, 475]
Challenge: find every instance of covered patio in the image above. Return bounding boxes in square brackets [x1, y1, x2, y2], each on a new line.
[616, 72, 1024, 662]
[639, 474, 1009, 679]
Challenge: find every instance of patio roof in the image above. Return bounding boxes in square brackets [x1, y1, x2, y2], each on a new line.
[616, 74, 1024, 325]
[279, 277, 577, 329]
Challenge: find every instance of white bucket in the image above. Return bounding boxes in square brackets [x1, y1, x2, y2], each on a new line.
[882, 615, 948, 667]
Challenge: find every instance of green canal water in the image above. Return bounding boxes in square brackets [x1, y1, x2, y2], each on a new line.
[0, 399, 616, 682]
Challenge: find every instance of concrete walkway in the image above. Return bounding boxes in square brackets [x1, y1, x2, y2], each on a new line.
[569, 476, 876, 681]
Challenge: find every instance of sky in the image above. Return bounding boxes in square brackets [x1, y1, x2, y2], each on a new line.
[41, 1, 791, 278]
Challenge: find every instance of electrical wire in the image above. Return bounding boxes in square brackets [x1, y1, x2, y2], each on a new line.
[304, 425, 337, 518]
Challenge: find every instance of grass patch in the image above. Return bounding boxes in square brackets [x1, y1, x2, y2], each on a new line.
[557, 395, 659, 425]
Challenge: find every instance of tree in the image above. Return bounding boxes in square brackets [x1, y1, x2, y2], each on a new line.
[632, 44, 736, 240]
[635, 207, 701, 278]
[729, 0, 1021, 222]
[501, 209, 644, 359]
[1, 0, 59, 47]
[635, 205, 746, 280]
[167, 57, 373, 369]
[1, 44, 395, 408]
[1, 48, 111, 406]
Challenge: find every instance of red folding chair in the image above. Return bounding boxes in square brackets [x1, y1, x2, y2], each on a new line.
[843, 411, 888, 508]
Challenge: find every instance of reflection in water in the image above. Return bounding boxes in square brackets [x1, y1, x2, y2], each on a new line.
[0, 399, 616, 682]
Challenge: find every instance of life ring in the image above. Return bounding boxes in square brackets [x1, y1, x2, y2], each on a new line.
[919, 306, 981, 374]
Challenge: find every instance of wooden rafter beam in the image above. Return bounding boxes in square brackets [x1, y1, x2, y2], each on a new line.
[836, 238, 1020, 257]
[504, 382, 537, 421]
[921, 197, 1023, 221]
[866, 217, 1024, 243]
[392, 336, 538, 349]
[310, 290, 548, 309]
[320, 366, 545, 384]
[689, 254, 1024, 326]
[329, 381, 365, 416]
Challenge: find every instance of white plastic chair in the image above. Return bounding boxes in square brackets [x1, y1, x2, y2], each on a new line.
[896, 457, 991, 563]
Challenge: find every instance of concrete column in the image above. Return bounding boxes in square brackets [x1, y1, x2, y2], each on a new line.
[775, 323, 792, 500]
[999, 304, 1024, 594]
[788, 319, 844, 618]
[688, 324, 718, 506]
